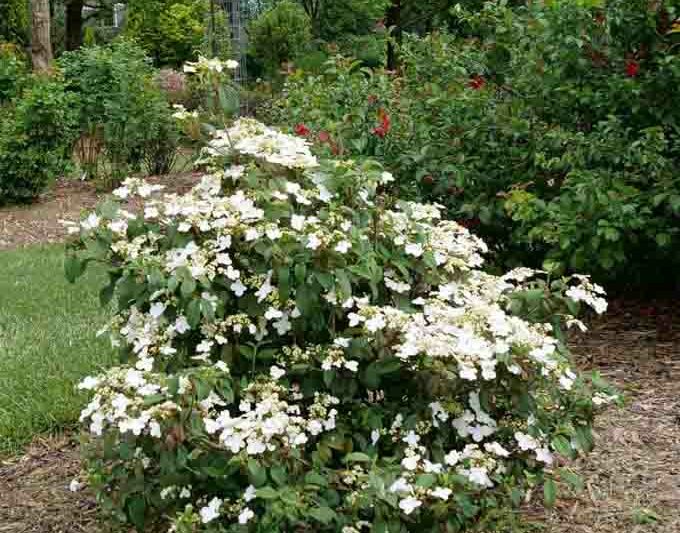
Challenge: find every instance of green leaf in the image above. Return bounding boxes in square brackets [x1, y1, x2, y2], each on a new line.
[248, 459, 267, 487]
[64, 254, 84, 283]
[270, 465, 287, 487]
[310, 506, 337, 524]
[126, 494, 146, 529]
[344, 452, 372, 463]
[544, 478, 557, 508]
[256, 486, 279, 499]
[304, 471, 328, 487]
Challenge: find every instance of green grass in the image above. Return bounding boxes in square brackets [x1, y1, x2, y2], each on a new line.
[0, 245, 115, 455]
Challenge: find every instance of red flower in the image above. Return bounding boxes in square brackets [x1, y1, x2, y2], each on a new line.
[625, 59, 640, 78]
[469, 75, 486, 90]
[294, 123, 310, 137]
[372, 108, 391, 138]
[318, 130, 331, 143]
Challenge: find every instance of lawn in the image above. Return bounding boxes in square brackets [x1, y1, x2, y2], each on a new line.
[0, 245, 115, 455]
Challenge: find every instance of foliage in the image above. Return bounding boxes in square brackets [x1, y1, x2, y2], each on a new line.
[68, 119, 616, 532]
[0, 74, 79, 203]
[59, 40, 177, 187]
[0, 43, 27, 103]
[0, 0, 29, 45]
[0, 245, 115, 455]
[273, 0, 680, 286]
[248, 1, 313, 78]
[124, 0, 209, 66]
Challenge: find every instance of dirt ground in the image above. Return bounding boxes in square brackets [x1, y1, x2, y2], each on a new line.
[1, 182, 678, 532]
[0, 174, 199, 251]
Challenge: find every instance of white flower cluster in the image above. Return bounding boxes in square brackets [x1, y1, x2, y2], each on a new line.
[565, 274, 608, 314]
[207, 118, 319, 170]
[183, 56, 238, 74]
[202, 380, 338, 455]
[78, 367, 175, 437]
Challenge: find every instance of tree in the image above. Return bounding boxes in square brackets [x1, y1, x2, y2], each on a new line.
[31, 0, 53, 71]
[65, 0, 84, 51]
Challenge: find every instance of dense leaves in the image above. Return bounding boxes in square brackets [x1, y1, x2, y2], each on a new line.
[272, 0, 680, 286]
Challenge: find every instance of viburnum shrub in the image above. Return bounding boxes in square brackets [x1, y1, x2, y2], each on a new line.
[66, 119, 617, 532]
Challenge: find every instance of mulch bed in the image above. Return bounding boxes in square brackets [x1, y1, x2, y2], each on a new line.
[0, 174, 199, 251]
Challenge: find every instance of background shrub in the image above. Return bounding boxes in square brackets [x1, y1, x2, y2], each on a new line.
[0, 75, 78, 203]
[60, 40, 177, 186]
[273, 0, 680, 287]
[248, 0, 313, 79]
[0, 43, 27, 104]
[123, 0, 209, 66]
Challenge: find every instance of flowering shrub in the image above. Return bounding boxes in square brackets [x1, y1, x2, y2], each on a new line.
[67, 119, 616, 532]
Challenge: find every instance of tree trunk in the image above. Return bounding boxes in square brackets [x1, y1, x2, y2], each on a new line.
[386, 0, 401, 71]
[65, 0, 84, 51]
[31, 0, 52, 71]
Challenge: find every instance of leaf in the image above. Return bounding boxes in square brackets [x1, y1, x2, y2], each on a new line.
[543, 478, 557, 508]
[310, 506, 337, 524]
[277, 266, 290, 303]
[270, 465, 287, 487]
[126, 494, 146, 529]
[344, 452, 372, 463]
[256, 486, 279, 499]
[248, 459, 267, 487]
[304, 472, 328, 487]
[64, 254, 84, 283]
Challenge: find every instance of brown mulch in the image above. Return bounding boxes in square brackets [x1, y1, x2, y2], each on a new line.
[529, 297, 680, 532]
[0, 174, 200, 251]
[0, 436, 103, 533]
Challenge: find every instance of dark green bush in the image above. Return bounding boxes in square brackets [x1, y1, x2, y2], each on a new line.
[0, 75, 78, 203]
[0, 43, 27, 103]
[60, 41, 177, 186]
[273, 0, 680, 286]
[248, 0, 313, 78]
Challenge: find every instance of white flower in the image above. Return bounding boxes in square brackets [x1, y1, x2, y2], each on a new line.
[270, 365, 286, 380]
[149, 302, 166, 319]
[404, 243, 423, 257]
[291, 214, 306, 231]
[389, 477, 411, 493]
[334, 240, 351, 254]
[238, 507, 255, 524]
[431, 487, 452, 500]
[81, 213, 100, 230]
[77, 376, 100, 390]
[514, 432, 539, 451]
[306, 234, 322, 250]
[199, 497, 222, 523]
[535, 447, 554, 464]
[226, 59, 239, 69]
[401, 454, 420, 471]
[444, 450, 461, 466]
[244, 485, 257, 502]
[230, 280, 247, 297]
[371, 429, 381, 445]
[69, 479, 83, 492]
[380, 171, 395, 184]
[399, 496, 422, 515]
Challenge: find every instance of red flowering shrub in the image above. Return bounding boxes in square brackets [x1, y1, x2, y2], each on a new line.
[294, 123, 311, 136]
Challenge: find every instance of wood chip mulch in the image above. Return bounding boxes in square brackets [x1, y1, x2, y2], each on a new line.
[0, 174, 200, 251]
